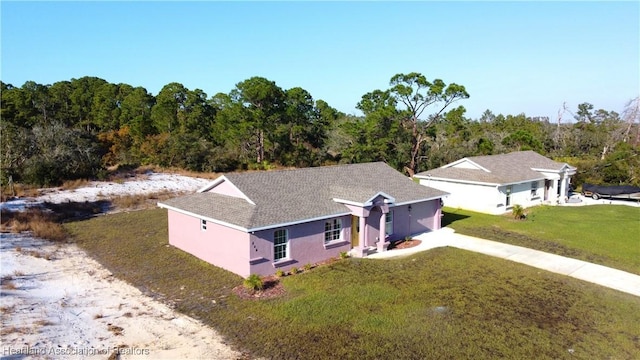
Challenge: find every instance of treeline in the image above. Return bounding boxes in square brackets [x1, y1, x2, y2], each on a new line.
[1, 73, 639, 187]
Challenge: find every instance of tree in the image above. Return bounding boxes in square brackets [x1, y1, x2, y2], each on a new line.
[387, 72, 469, 175]
[179, 88, 215, 137]
[21, 81, 52, 126]
[348, 89, 409, 169]
[151, 82, 188, 134]
[48, 81, 75, 125]
[22, 122, 105, 185]
[90, 82, 120, 130]
[119, 87, 155, 143]
[0, 121, 33, 184]
[231, 77, 286, 164]
[69, 76, 110, 128]
[621, 96, 640, 144]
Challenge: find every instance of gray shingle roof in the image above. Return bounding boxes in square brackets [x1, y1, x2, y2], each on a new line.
[415, 151, 576, 185]
[160, 162, 448, 231]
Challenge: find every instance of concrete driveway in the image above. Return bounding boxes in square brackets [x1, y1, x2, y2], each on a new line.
[562, 193, 640, 207]
[369, 228, 640, 297]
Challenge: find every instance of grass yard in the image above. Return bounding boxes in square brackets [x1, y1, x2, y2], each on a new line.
[443, 205, 640, 275]
[64, 208, 640, 359]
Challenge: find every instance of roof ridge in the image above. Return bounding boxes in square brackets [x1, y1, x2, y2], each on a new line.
[224, 161, 387, 177]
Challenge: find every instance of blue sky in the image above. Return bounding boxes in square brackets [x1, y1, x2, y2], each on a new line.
[2, 1, 638, 120]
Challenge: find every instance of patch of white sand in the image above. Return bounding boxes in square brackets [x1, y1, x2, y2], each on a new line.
[1, 234, 242, 359]
[38, 173, 211, 204]
[1, 173, 243, 359]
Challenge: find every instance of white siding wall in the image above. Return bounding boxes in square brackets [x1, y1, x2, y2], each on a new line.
[420, 179, 500, 214]
[498, 181, 544, 213]
[420, 179, 544, 215]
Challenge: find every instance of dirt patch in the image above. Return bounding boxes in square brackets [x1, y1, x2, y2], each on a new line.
[233, 276, 286, 300]
[389, 239, 422, 250]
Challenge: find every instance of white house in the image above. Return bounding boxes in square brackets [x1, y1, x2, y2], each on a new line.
[414, 151, 577, 215]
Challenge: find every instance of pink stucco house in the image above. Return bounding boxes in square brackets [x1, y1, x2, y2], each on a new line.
[158, 162, 448, 277]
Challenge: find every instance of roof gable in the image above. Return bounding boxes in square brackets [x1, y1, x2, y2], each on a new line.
[199, 175, 255, 205]
[333, 191, 396, 207]
[446, 158, 490, 172]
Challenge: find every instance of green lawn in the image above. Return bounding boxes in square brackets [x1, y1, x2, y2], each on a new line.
[443, 205, 640, 275]
[64, 208, 640, 359]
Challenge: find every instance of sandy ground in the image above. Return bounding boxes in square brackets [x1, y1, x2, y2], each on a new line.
[1, 173, 212, 212]
[1, 173, 244, 359]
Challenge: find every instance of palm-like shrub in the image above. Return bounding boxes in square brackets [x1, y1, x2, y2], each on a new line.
[243, 274, 263, 291]
[512, 205, 526, 220]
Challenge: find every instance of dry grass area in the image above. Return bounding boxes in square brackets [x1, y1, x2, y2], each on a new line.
[1, 185, 188, 244]
[1, 276, 18, 290]
[110, 190, 177, 211]
[1, 183, 40, 201]
[59, 178, 92, 191]
[1, 208, 67, 242]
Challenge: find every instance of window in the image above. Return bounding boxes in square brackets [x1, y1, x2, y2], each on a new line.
[385, 211, 393, 236]
[531, 181, 538, 197]
[201, 219, 207, 231]
[506, 185, 512, 207]
[274, 229, 288, 262]
[324, 219, 342, 244]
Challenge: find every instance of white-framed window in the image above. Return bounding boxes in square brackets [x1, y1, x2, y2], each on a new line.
[531, 181, 538, 197]
[506, 185, 512, 207]
[274, 229, 288, 262]
[324, 218, 342, 244]
[385, 211, 393, 236]
[201, 219, 207, 231]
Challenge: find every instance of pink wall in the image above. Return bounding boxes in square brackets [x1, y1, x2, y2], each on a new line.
[382, 200, 441, 242]
[166, 199, 442, 277]
[250, 215, 352, 276]
[167, 210, 251, 277]
[206, 178, 245, 198]
[365, 207, 384, 245]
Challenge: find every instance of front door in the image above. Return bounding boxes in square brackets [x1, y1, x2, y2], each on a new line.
[351, 215, 359, 248]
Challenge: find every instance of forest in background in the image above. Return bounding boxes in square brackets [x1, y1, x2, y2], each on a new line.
[1, 73, 639, 187]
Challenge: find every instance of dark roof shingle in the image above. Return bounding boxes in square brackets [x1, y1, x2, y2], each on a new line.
[415, 151, 576, 185]
[160, 162, 447, 231]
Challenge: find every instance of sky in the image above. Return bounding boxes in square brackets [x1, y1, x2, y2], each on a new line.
[1, 1, 638, 121]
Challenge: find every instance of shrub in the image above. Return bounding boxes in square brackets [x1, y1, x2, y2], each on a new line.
[60, 178, 91, 190]
[339, 251, 349, 259]
[275, 269, 285, 278]
[31, 220, 67, 242]
[289, 267, 299, 275]
[2, 208, 67, 242]
[243, 274, 263, 291]
[304, 263, 312, 271]
[512, 205, 526, 220]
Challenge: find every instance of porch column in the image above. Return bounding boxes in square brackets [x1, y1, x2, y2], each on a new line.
[377, 208, 389, 253]
[434, 201, 442, 230]
[550, 180, 558, 203]
[559, 174, 568, 203]
[359, 215, 367, 249]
